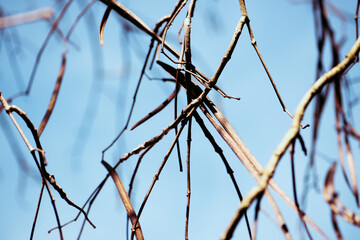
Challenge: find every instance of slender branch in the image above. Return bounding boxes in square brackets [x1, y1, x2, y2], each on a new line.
[0, 7, 54, 28]
[193, 112, 252, 239]
[102, 161, 144, 240]
[159, 60, 327, 239]
[183, 2, 196, 238]
[0, 90, 96, 233]
[135, 122, 187, 226]
[221, 37, 360, 240]
[324, 163, 360, 227]
[131, 89, 178, 131]
[185, 118, 192, 240]
[101, 19, 161, 159]
[26, 0, 73, 95]
[38, 53, 66, 137]
[290, 139, 313, 240]
[127, 146, 154, 240]
[30, 182, 45, 240]
[355, 0, 360, 61]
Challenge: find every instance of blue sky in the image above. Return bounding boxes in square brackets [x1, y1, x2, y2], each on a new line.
[1, 0, 360, 239]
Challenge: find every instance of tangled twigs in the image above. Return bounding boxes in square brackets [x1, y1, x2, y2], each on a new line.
[324, 163, 360, 227]
[134, 121, 187, 228]
[193, 112, 253, 239]
[158, 60, 325, 238]
[221, 37, 360, 240]
[100, 7, 167, 161]
[0, 90, 96, 238]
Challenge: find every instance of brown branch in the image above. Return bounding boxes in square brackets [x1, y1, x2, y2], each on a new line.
[290, 139, 313, 240]
[331, 210, 343, 240]
[102, 160, 144, 240]
[221, 37, 360, 240]
[127, 145, 154, 240]
[0, 92, 64, 239]
[356, 0, 360, 61]
[99, 7, 111, 46]
[343, 124, 360, 206]
[160, 0, 188, 63]
[324, 163, 360, 227]
[0, 7, 54, 28]
[159, 60, 325, 239]
[183, 2, 196, 238]
[101, 13, 165, 160]
[193, 112, 252, 239]
[0, 90, 96, 234]
[38, 53, 66, 137]
[38, 0, 96, 138]
[134, 122, 187, 226]
[130, 89, 178, 131]
[26, 0, 73, 95]
[199, 103, 292, 240]
[251, 194, 262, 240]
[30, 182, 45, 239]
[185, 119, 192, 240]
[241, 0, 308, 129]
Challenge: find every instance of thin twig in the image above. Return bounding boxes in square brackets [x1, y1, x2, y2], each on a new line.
[30, 182, 45, 240]
[99, 7, 111, 46]
[221, 36, 360, 240]
[127, 145, 154, 240]
[290, 139, 313, 240]
[159, 60, 326, 239]
[0, 91, 96, 234]
[183, 2, 196, 238]
[101, 21, 160, 160]
[193, 112, 252, 239]
[130, 89, 178, 131]
[26, 0, 73, 95]
[355, 0, 360, 61]
[134, 122, 187, 227]
[324, 163, 360, 227]
[0, 7, 54, 28]
[102, 160, 144, 240]
[38, 52, 66, 137]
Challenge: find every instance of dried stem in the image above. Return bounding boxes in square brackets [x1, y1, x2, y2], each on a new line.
[290, 139, 313, 240]
[324, 163, 360, 227]
[159, 60, 326, 238]
[0, 7, 54, 28]
[102, 161, 144, 240]
[0, 90, 96, 237]
[221, 37, 360, 240]
[183, 2, 196, 238]
[135, 122, 187, 226]
[26, 0, 73, 95]
[101, 20, 161, 159]
[30, 182, 45, 240]
[356, 0, 360, 61]
[193, 112, 252, 239]
[37, 53, 66, 137]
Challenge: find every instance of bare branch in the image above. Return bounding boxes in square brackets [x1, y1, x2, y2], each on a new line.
[221, 37, 360, 240]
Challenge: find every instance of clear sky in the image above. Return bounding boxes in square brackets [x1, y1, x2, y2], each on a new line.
[0, 0, 359, 239]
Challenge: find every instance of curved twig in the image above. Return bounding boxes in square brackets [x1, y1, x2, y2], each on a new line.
[221, 37, 360, 240]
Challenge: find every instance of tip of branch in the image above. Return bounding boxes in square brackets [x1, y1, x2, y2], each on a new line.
[301, 124, 310, 129]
